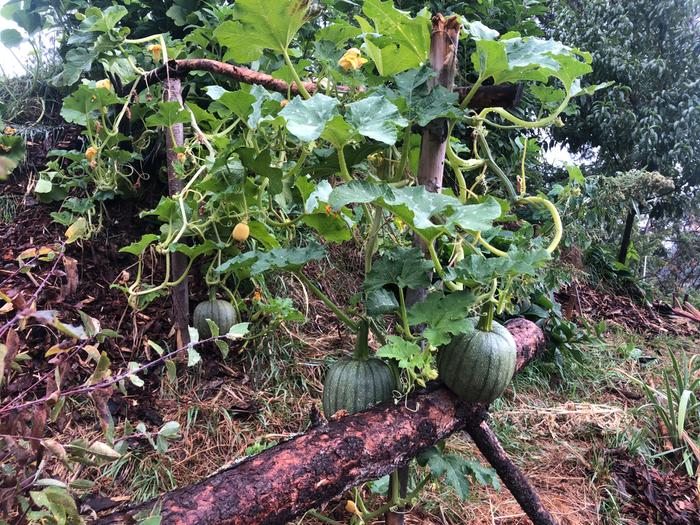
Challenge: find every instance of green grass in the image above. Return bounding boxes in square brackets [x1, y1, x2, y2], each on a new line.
[0, 194, 19, 224]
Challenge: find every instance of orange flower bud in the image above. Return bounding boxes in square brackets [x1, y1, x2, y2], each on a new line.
[147, 43, 162, 62]
[232, 222, 250, 242]
[95, 78, 112, 90]
[85, 146, 98, 162]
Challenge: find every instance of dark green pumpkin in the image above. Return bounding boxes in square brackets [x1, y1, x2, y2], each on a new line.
[193, 299, 237, 338]
[322, 321, 395, 418]
[437, 320, 516, 404]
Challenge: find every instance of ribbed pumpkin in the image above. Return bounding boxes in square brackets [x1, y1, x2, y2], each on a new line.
[322, 321, 395, 418]
[193, 299, 237, 338]
[438, 316, 516, 404]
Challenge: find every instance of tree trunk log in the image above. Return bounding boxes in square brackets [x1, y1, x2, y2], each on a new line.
[393, 14, 461, 525]
[617, 208, 636, 264]
[93, 319, 544, 525]
[467, 420, 559, 525]
[163, 78, 190, 351]
[123, 59, 519, 111]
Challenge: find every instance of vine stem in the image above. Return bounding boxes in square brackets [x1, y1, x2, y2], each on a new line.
[476, 131, 518, 201]
[360, 474, 431, 522]
[518, 196, 563, 254]
[479, 93, 571, 130]
[294, 271, 358, 332]
[364, 206, 383, 274]
[337, 146, 352, 182]
[397, 288, 413, 340]
[393, 126, 413, 182]
[283, 48, 311, 100]
[459, 76, 484, 110]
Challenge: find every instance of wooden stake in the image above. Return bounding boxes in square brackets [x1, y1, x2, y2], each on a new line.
[389, 15, 462, 525]
[163, 78, 190, 351]
[466, 420, 559, 525]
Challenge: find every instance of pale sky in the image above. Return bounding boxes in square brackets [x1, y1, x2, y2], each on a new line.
[0, 3, 32, 78]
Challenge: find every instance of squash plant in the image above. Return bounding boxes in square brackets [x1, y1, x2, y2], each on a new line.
[34, 0, 604, 515]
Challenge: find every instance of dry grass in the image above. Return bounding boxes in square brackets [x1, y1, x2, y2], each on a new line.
[24, 241, 699, 523]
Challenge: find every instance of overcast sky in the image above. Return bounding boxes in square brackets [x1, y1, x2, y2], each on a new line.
[0, 1, 31, 78]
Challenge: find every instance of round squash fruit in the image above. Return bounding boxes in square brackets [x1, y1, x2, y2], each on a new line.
[322, 320, 395, 418]
[437, 319, 516, 404]
[193, 299, 237, 338]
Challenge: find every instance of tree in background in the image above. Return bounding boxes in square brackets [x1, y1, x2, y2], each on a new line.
[547, 0, 700, 263]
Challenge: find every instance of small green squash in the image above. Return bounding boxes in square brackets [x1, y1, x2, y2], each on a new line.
[322, 320, 395, 418]
[437, 315, 516, 404]
[193, 299, 237, 338]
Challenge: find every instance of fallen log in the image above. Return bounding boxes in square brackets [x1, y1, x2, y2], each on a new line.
[94, 318, 545, 525]
[122, 58, 521, 110]
[466, 420, 558, 525]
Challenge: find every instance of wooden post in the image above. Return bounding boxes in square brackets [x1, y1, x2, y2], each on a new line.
[388, 14, 462, 525]
[617, 208, 636, 264]
[466, 420, 559, 525]
[163, 78, 190, 350]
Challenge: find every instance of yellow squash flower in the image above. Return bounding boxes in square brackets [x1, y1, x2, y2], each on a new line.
[338, 48, 368, 71]
[147, 43, 162, 62]
[85, 146, 98, 162]
[95, 78, 112, 90]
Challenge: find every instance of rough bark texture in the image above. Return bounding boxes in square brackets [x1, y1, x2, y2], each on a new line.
[163, 78, 190, 350]
[124, 59, 519, 110]
[415, 15, 461, 194]
[455, 83, 524, 113]
[94, 319, 544, 525]
[467, 420, 559, 525]
[392, 15, 462, 525]
[617, 208, 636, 264]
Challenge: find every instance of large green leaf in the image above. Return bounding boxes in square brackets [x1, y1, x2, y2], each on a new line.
[393, 67, 460, 126]
[216, 244, 326, 276]
[60, 84, 121, 125]
[467, 23, 592, 91]
[364, 247, 433, 291]
[454, 248, 551, 286]
[280, 94, 340, 142]
[356, 0, 431, 76]
[346, 96, 408, 145]
[205, 86, 256, 121]
[60, 48, 95, 86]
[214, 0, 309, 63]
[407, 291, 475, 346]
[417, 447, 498, 500]
[0, 28, 22, 47]
[0, 135, 25, 180]
[246, 85, 284, 130]
[329, 182, 502, 240]
[320, 115, 358, 148]
[145, 102, 190, 128]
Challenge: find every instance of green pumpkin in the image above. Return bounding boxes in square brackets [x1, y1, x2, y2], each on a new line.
[193, 299, 237, 338]
[322, 321, 395, 418]
[437, 319, 516, 404]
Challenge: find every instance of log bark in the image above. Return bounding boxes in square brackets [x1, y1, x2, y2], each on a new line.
[163, 78, 190, 351]
[466, 420, 559, 525]
[617, 208, 636, 264]
[123, 58, 520, 110]
[391, 14, 461, 525]
[94, 319, 544, 525]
